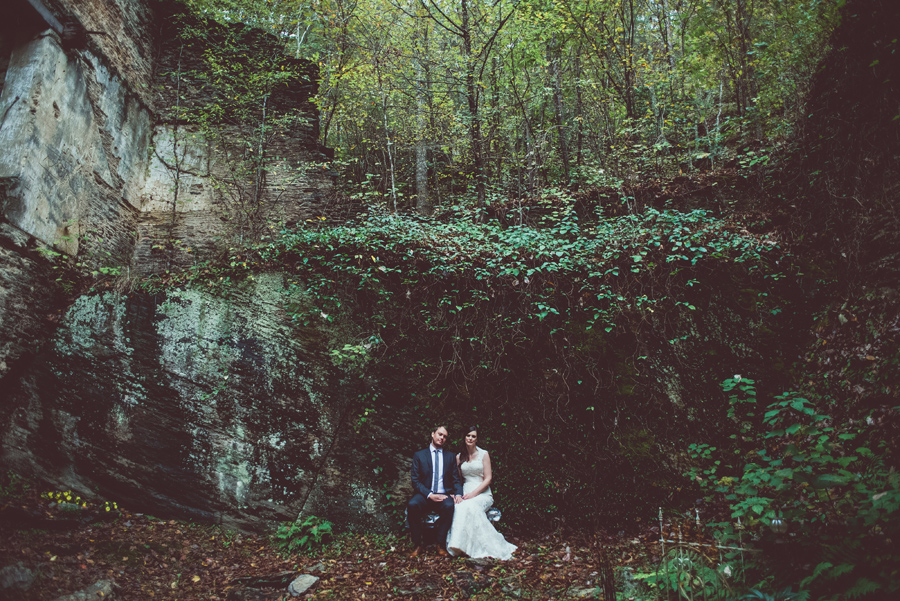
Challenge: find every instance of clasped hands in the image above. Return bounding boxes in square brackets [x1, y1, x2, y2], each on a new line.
[428, 493, 463, 504]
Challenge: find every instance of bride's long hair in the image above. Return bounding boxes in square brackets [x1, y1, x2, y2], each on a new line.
[457, 426, 479, 464]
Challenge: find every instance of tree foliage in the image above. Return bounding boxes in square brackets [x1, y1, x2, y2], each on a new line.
[179, 0, 840, 212]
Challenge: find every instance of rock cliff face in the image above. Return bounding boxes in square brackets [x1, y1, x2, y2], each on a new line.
[0, 0, 400, 532]
[2, 280, 405, 531]
[1, 0, 155, 381]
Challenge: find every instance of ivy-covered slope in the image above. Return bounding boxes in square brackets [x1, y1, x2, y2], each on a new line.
[195, 197, 808, 530]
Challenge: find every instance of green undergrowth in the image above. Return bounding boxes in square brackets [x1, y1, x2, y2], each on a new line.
[686, 374, 900, 600]
[136, 197, 800, 529]
[266, 202, 782, 335]
[0, 470, 31, 502]
[274, 515, 334, 556]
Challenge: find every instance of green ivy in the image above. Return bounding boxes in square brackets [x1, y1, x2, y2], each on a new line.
[135, 198, 792, 530]
[263, 203, 780, 338]
[687, 378, 900, 600]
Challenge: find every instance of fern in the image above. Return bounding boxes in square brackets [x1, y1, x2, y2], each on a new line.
[844, 577, 882, 600]
[273, 515, 334, 555]
[828, 563, 855, 580]
[800, 561, 833, 589]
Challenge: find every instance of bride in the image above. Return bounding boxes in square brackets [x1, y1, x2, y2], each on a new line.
[446, 426, 517, 560]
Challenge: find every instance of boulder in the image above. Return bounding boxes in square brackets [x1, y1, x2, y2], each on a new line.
[0, 562, 35, 592]
[288, 574, 319, 597]
[51, 579, 115, 601]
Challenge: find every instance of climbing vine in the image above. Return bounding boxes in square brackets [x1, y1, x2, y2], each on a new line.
[253, 199, 789, 527]
[138, 192, 797, 529]
[267, 199, 780, 340]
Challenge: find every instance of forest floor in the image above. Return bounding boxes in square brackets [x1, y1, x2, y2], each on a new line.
[0, 482, 723, 601]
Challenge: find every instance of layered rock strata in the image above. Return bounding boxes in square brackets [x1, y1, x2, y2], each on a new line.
[0, 0, 398, 532]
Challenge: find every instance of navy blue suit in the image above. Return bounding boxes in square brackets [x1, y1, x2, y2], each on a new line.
[408, 446, 463, 548]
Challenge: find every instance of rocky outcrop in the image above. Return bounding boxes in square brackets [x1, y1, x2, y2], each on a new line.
[0, 0, 389, 532]
[133, 14, 335, 275]
[2, 277, 404, 531]
[0, 0, 333, 268]
[0, 222, 60, 381]
[0, 24, 146, 260]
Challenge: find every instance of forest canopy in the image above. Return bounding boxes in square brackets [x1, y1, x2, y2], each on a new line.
[177, 0, 840, 212]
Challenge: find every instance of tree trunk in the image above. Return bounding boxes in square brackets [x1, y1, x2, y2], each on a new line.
[574, 47, 585, 174]
[415, 21, 432, 215]
[490, 55, 502, 186]
[550, 38, 570, 183]
[461, 0, 486, 210]
[377, 68, 398, 211]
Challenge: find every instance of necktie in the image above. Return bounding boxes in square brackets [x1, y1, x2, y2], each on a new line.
[432, 449, 440, 494]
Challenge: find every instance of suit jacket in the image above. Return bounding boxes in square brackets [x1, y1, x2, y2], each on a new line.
[411, 446, 463, 499]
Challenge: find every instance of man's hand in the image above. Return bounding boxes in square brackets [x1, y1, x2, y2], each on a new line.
[453, 495, 463, 504]
[428, 493, 448, 502]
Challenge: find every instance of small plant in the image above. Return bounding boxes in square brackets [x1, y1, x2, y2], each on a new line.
[686, 377, 900, 600]
[41, 490, 119, 513]
[633, 546, 729, 600]
[741, 588, 809, 601]
[273, 515, 334, 555]
[0, 471, 31, 501]
[43, 490, 88, 508]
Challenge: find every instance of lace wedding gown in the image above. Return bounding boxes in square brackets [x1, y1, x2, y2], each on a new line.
[446, 447, 517, 560]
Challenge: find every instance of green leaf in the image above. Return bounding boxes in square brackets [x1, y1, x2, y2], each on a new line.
[813, 473, 850, 488]
[790, 398, 808, 411]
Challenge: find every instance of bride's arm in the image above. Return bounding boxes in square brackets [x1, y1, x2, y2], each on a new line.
[462, 451, 493, 499]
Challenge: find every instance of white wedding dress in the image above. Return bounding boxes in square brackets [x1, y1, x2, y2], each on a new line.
[446, 447, 517, 560]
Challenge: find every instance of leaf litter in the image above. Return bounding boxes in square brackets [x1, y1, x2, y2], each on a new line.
[0, 485, 714, 600]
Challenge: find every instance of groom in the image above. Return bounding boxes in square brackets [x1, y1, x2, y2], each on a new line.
[408, 425, 463, 557]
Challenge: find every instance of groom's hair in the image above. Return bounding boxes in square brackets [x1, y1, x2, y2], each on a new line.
[430, 425, 448, 442]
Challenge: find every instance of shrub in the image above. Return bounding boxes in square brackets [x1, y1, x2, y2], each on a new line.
[687, 377, 900, 600]
[273, 515, 334, 555]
